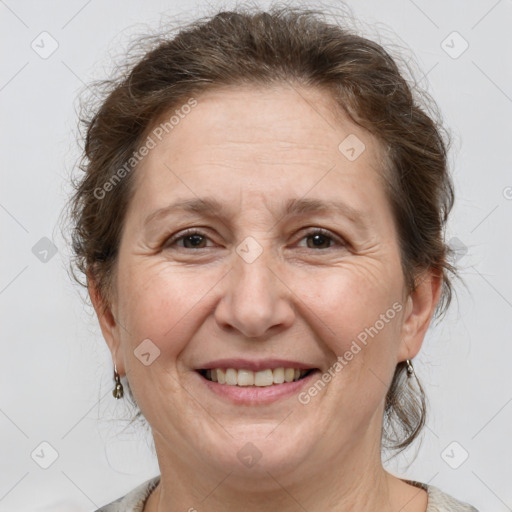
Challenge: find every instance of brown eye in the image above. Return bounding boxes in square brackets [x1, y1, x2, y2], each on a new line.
[306, 232, 332, 249]
[165, 230, 213, 249]
[298, 228, 345, 250]
[180, 234, 208, 248]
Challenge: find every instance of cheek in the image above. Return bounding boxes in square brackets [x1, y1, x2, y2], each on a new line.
[116, 260, 217, 356]
[295, 263, 404, 370]
[114, 261, 220, 411]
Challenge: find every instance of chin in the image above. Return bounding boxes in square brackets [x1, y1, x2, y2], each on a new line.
[207, 428, 314, 479]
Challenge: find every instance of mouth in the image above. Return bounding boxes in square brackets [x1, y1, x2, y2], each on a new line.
[194, 365, 322, 405]
[197, 367, 317, 387]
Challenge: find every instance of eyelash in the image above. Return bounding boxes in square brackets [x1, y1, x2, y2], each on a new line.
[164, 227, 346, 250]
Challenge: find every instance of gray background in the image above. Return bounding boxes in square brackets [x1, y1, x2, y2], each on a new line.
[1, 0, 511, 510]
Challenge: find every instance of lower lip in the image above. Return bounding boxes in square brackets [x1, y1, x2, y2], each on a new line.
[195, 370, 321, 405]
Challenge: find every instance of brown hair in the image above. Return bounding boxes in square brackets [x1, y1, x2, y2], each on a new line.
[67, 4, 460, 454]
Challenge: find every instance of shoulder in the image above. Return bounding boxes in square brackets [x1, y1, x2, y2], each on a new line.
[93, 476, 160, 512]
[405, 479, 480, 512]
[426, 485, 479, 512]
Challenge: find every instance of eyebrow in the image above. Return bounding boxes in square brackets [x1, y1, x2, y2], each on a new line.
[143, 196, 369, 232]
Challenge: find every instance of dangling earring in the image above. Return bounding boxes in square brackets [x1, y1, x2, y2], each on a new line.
[112, 362, 124, 399]
[406, 359, 414, 377]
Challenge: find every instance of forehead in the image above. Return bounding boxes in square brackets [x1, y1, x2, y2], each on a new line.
[130, 84, 390, 219]
[148, 84, 381, 160]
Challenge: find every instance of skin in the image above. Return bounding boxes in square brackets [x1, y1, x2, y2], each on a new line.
[90, 84, 441, 512]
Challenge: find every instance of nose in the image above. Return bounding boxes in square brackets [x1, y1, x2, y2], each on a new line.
[214, 246, 295, 338]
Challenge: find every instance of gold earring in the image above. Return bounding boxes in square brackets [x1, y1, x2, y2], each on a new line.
[113, 363, 124, 399]
[406, 359, 414, 377]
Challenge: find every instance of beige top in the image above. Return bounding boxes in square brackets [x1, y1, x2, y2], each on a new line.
[95, 476, 480, 511]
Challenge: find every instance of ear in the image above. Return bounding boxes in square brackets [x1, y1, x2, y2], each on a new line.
[87, 274, 124, 374]
[398, 269, 443, 362]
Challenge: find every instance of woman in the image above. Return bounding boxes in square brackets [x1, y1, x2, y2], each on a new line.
[68, 6, 479, 512]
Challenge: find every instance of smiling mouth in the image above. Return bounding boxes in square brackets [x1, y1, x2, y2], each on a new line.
[197, 368, 318, 387]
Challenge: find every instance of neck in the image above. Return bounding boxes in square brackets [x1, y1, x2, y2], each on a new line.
[143, 427, 425, 512]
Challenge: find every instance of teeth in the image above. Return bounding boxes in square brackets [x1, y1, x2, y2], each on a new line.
[204, 367, 310, 386]
[273, 367, 284, 384]
[225, 368, 238, 386]
[254, 369, 273, 387]
[237, 369, 254, 386]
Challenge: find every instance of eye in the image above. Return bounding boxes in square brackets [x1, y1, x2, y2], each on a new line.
[163, 227, 346, 251]
[297, 228, 345, 250]
[165, 229, 213, 249]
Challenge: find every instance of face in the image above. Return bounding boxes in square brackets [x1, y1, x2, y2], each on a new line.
[93, 84, 438, 486]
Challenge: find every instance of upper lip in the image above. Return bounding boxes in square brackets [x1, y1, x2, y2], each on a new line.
[196, 358, 318, 372]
